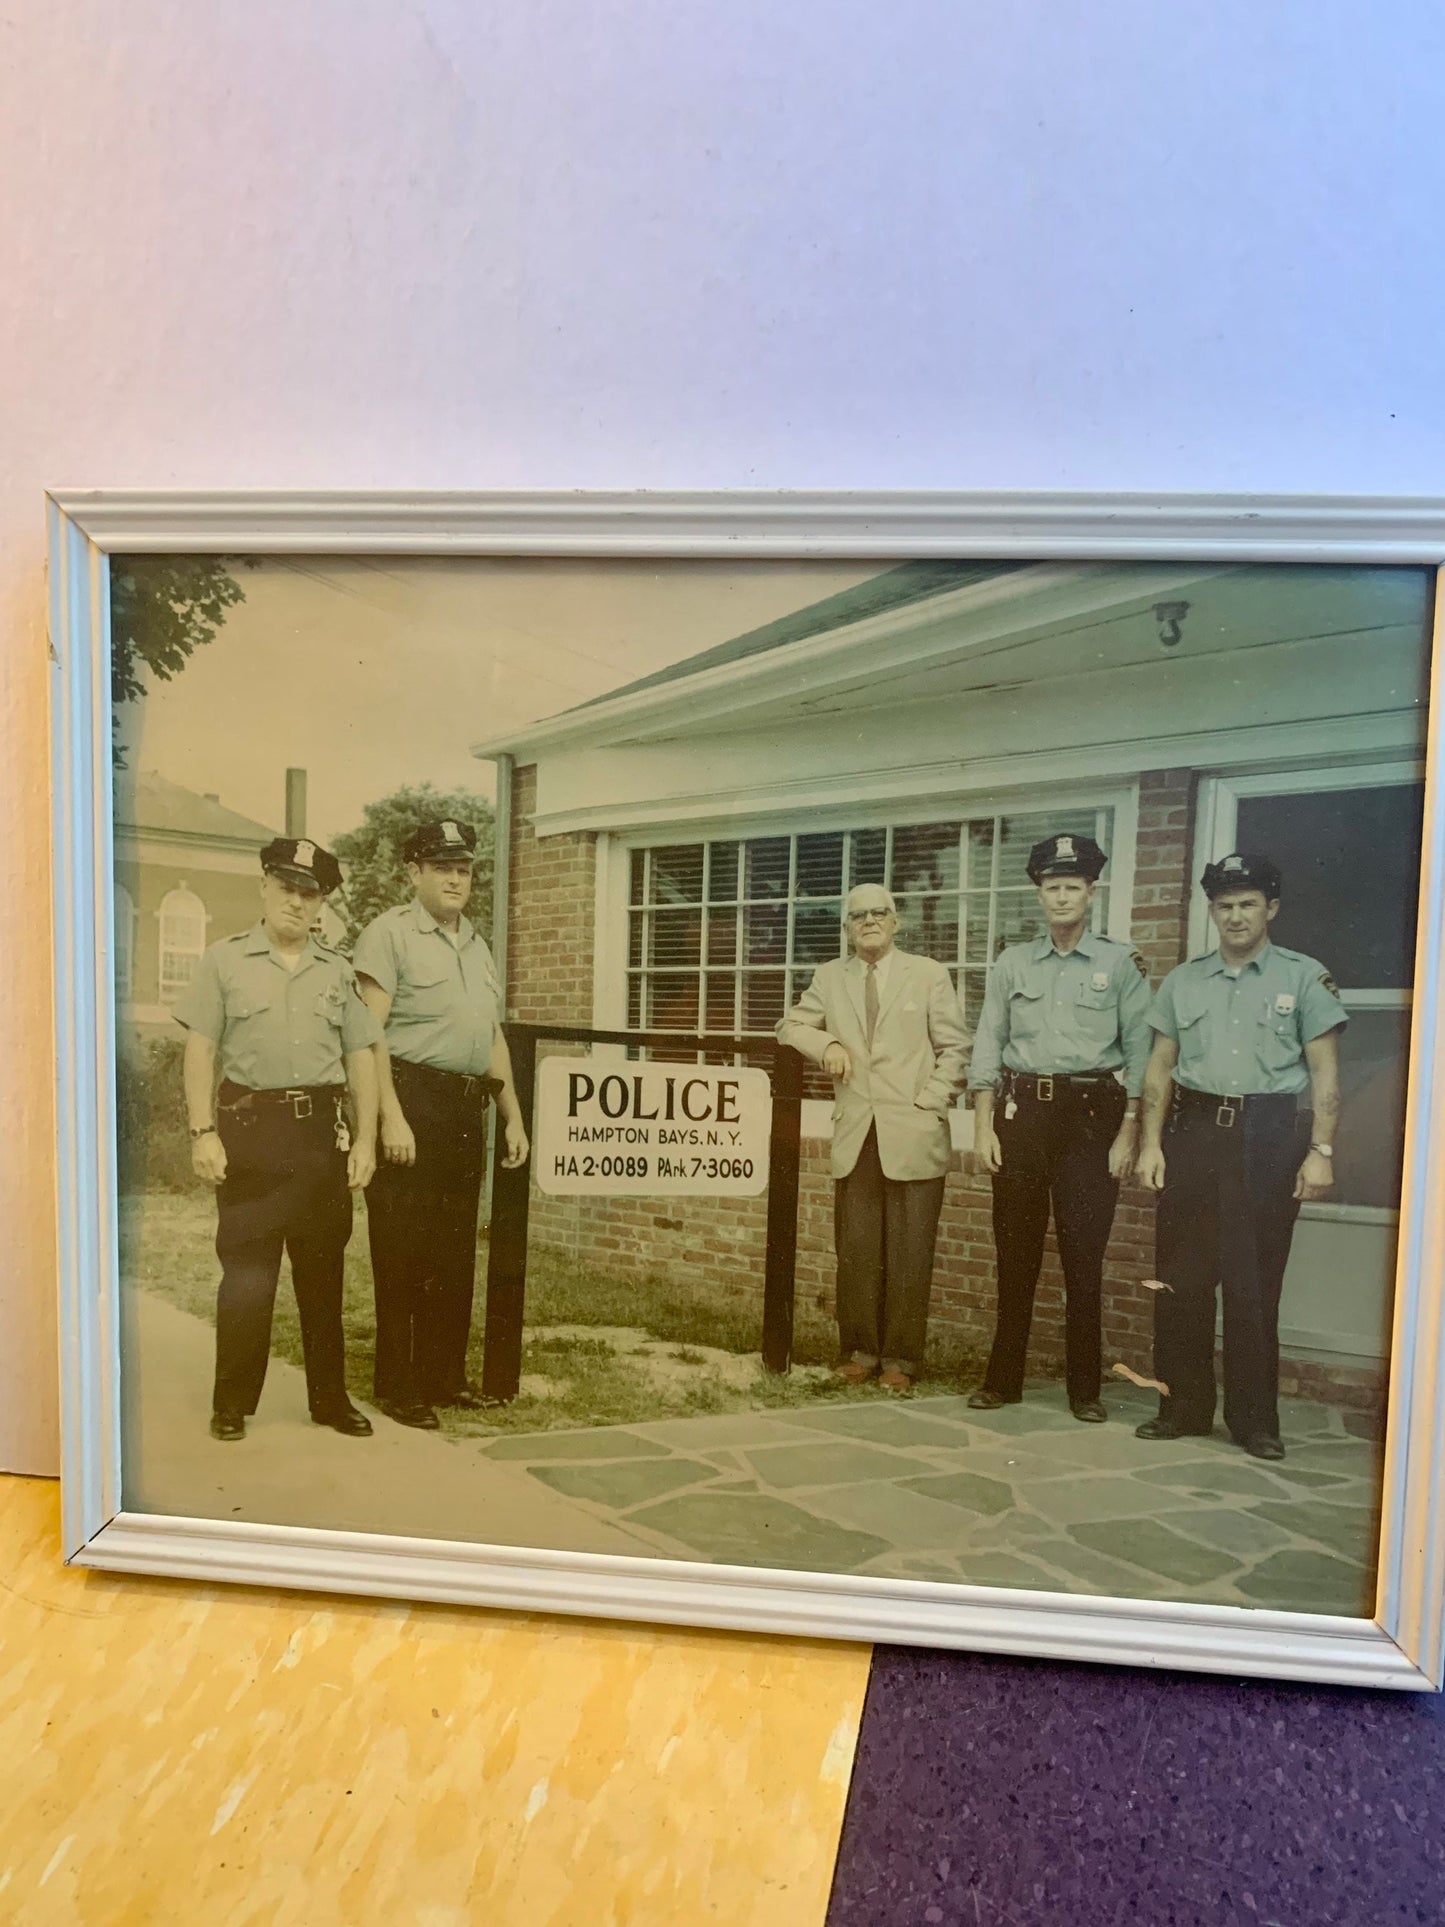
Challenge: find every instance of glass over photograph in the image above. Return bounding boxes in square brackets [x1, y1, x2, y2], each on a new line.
[110, 553, 1432, 1618]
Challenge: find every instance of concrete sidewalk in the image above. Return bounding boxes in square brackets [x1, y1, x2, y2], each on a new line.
[123, 1288, 1383, 1616]
[471, 1381, 1384, 1614]
[121, 1287, 665, 1557]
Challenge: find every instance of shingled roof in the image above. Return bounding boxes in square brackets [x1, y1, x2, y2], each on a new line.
[576, 559, 1023, 709]
[116, 770, 278, 845]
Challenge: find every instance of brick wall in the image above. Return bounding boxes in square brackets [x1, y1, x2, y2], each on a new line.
[503, 764, 1385, 1408]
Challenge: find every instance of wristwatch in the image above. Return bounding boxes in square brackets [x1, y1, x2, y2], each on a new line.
[1309, 1142, 1334, 1157]
[189, 1124, 218, 1140]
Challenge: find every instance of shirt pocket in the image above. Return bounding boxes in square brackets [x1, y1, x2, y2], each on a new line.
[1255, 1005, 1300, 1074]
[1171, 995, 1208, 1075]
[403, 966, 455, 1020]
[1007, 979, 1047, 1041]
[223, 987, 271, 1025]
[1073, 983, 1117, 1040]
[317, 982, 348, 1029]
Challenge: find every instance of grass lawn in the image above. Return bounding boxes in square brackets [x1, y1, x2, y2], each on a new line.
[121, 1188, 990, 1437]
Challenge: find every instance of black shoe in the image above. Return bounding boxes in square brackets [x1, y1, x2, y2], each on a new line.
[1134, 1416, 1212, 1442]
[967, 1389, 1020, 1411]
[377, 1397, 440, 1430]
[439, 1386, 498, 1412]
[209, 1408, 245, 1442]
[1071, 1400, 1108, 1423]
[311, 1402, 374, 1437]
[1240, 1435, 1286, 1462]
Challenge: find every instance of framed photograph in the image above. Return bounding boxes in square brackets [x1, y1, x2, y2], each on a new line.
[50, 490, 1445, 1689]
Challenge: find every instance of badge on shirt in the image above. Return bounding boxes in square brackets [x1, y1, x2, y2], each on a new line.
[1091, 970, 1110, 992]
[1274, 992, 1296, 1015]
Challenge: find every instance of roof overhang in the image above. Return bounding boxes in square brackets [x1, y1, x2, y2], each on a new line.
[471, 562, 1232, 760]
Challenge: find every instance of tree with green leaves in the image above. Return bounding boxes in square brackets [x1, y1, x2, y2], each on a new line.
[331, 783, 496, 944]
[110, 557, 247, 762]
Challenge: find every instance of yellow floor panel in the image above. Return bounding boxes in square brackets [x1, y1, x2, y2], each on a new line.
[0, 1476, 868, 1925]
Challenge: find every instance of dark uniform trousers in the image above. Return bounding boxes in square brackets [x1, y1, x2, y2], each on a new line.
[213, 1082, 352, 1417]
[833, 1124, 946, 1374]
[984, 1075, 1127, 1406]
[366, 1055, 490, 1407]
[1154, 1091, 1309, 1442]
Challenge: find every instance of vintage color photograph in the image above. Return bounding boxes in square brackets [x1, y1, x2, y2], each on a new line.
[111, 552, 1431, 1616]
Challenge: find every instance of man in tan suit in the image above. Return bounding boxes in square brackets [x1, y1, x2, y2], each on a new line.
[777, 885, 971, 1390]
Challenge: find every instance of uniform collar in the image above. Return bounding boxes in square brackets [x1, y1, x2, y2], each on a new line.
[411, 900, 473, 945]
[1032, 927, 1101, 961]
[246, 921, 322, 967]
[1202, 941, 1274, 977]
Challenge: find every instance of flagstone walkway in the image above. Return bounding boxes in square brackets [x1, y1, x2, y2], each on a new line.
[473, 1380, 1384, 1616]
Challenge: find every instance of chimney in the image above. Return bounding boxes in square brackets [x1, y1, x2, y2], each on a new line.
[285, 768, 307, 837]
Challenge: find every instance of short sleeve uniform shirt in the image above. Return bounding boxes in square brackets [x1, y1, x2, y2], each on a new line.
[352, 902, 502, 1077]
[174, 925, 380, 1088]
[968, 930, 1153, 1095]
[1147, 943, 1347, 1096]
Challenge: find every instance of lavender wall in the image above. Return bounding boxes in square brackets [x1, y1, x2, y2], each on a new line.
[4, 5, 1442, 1479]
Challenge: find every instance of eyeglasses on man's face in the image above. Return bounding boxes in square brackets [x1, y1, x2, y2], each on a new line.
[845, 906, 895, 925]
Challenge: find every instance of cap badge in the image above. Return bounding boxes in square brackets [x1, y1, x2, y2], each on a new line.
[441, 820, 463, 844]
[1056, 836, 1075, 859]
[1274, 992, 1296, 1015]
[294, 840, 315, 868]
[1224, 854, 1244, 872]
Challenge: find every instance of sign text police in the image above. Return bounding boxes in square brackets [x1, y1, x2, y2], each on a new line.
[534, 1056, 771, 1196]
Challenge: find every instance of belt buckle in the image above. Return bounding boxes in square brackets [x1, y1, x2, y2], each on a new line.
[288, 1089, 313, 1121]
[1216, 1095, 1239, 1129]
[1037, 1075, 1054, 1103]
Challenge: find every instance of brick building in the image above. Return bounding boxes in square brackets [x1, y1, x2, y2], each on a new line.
[478, 560, 1431, 1407]
[113, 771, 280, 1039]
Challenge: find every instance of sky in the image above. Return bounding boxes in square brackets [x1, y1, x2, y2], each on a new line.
[121, 556, 881, 842]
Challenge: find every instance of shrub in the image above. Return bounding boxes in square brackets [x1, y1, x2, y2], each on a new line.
[116, 1033, 194, 1194]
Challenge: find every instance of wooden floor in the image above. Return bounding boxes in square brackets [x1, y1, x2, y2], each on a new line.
[0, 1475, 868, 1925]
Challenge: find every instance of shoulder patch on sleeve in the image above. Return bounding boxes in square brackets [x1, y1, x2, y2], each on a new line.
[1130, 950, 1150, 979]
[1319, 971, 1342, 999]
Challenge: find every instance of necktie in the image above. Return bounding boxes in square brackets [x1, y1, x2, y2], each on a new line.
[865, 962, 879, 1046]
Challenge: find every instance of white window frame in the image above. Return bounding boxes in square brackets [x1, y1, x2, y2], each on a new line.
[155, 883, 208, 1005]
[594, 779, 1140, 1037]
[1192, 758, 1423, 1226]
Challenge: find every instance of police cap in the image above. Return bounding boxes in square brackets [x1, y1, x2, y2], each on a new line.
[403, 818, 478, 865]
[260, 836, 341, 895]
[1201, 851, 1282, 900]
[1026, 832, 1107, 884]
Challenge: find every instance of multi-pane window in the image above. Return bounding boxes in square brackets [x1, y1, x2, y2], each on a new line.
[157, 884, 207, 1003]
[1234, 780, 1423, 1210]
[626, 806, 1117, 1051]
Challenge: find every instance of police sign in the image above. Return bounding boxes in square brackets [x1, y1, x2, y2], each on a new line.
[535, 1056, 771, 1196]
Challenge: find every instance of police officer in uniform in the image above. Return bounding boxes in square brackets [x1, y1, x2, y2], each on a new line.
[177, 837, 381, 1442]
[967, 833, 1152, 1421]
[1135, 852, 1345, 1461]
[353, 819, 530, 1428]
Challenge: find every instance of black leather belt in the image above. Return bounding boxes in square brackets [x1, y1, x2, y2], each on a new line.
[1000, 1069, 1124, 1104]
[1173, 1086, 1300, 1130]
[218, 1081, 341, 1122]
[392, 1056, 499, 1102]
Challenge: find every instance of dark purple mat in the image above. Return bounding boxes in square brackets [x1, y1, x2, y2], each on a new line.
[827, 1648, 1445, 1926]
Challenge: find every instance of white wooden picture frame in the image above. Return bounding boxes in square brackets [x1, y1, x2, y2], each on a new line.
[49, 489, 1445, 1689]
